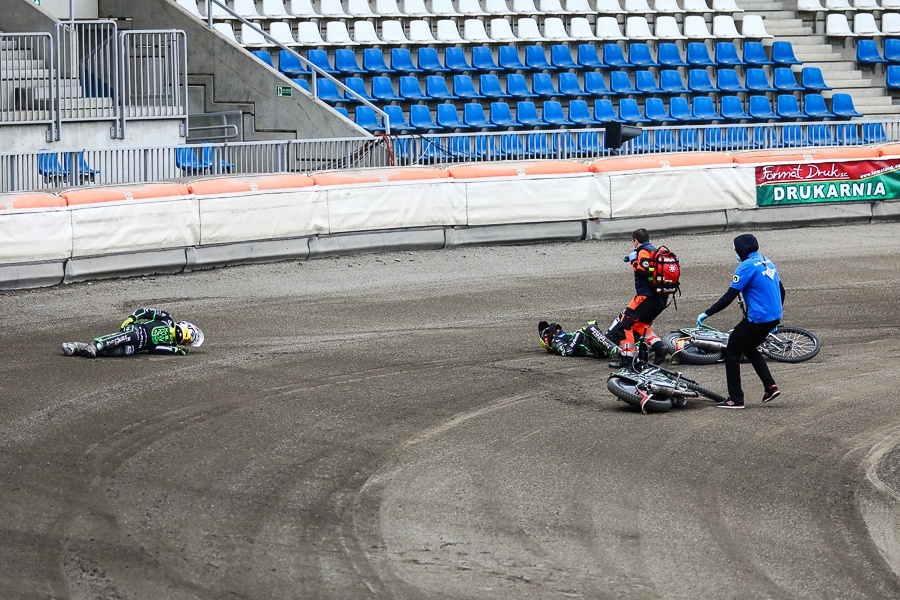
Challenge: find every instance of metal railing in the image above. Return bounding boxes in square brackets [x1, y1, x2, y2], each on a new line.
[0, 32, 54, 124]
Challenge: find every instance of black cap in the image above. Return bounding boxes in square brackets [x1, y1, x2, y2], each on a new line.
[734, 233, 759, 261]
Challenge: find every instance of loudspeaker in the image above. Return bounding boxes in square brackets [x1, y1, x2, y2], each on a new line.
[604, 122, 643, 149]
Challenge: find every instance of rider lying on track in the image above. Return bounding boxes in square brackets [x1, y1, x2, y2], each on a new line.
[61, 307, 204, 358]
[538, 320, 665, 365]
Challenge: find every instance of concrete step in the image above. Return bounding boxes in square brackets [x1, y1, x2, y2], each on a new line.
[0, 49, 32, 61]
[0, 59, 46, 71]
[28, 80, 85, 100]
[795, 58, 859, 69]
[0, 68, 51, 81]
[33, 97, 116, 111]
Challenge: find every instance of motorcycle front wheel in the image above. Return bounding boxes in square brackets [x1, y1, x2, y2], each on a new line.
[607, 376, 673, 413]
[683, 380, 728, 403]
[759, 326, 820, 363]
[663, 332, 722, 365]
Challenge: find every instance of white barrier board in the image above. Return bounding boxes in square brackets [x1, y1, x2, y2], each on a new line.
[198, 189, 329, 245]
[0, 209, 72, 263]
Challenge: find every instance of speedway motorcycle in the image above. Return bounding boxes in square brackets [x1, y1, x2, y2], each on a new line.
[663, 323, 820, 365]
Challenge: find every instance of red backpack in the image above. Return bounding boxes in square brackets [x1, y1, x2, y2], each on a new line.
[649, 246, 681, 296]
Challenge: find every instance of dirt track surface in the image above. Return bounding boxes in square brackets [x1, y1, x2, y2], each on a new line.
[2, 223, 900, 599]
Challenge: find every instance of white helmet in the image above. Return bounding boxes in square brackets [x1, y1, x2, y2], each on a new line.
[175, 321, 204, 347]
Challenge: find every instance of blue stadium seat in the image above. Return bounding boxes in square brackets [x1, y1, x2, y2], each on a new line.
[436, 103, 466, 129]
[752, 126, 775, 148]
[453, 74, 484, 99]
[499, 45, 527, 71]
[800, 67, 832, 91]
[888, 65, 900, 89]
[409, 104, 442, 130]
[342, 77, 373, 103]
[526, 131, 555, 157]
[425, 75, 455, 100]
[480, 73, 513, 98]
[584, 71, 612, 96]
[700, 128, 727, 150]
[610, 71, 637, 95]
[334, 49, 366, 75]
[443, 46, 477, 72]
[655, 129, 681, 151]
[634, 70, 662, 95]
[856, 39, 887, 66]
[568, 99, 598, 124]
[687, 69, 717, 93]
[354, 105, 384, 131]
[885, 38, 900, 63]
[836, 123, 862, 145]
[618, 98, 650, 123]
[803, 93, 835, 119]
[382, 105, 416, 132]
[391, 47, 424, 74]
[720, 95, 750, 121]
[831, 93, 863, 118]
[279, 50, 310, 78]
[333, 106, 349, 119]
[775, 94, 806, 119]
[679, 128, 702, 150]
[644, 97, 675, 123]
[747, 95, 777, 120]
[657, 42, 688, 67]
[65, 151, 100, 182]
[472, 46, 501, 71]
[418, 47, 451, 72]
[435, 136, 477, 161]
[490, 101, 519, 127]
[776, 124, 808, 147]
[659, 70, 688, 94]
[686, 42, 716, 67]
[807, 123, 832, 145]
[507, 73, 539, 98]
[576, 44, 606, 69]
[558, 72, 587, 97]
[594, 98, 621, 122]
[525, 45, 554, 71]
[516, 101, 547, 127]
[362, 48, 394, 74]
[372, 76, 402, 102]
[38, 150, 70, 182]
[463, 102, 497, 129]
[531, 72, 559, 98]
[314, 78, 344, 102]
[692, 96, 722, 121]
[771, 41, 801, 66]
[399, 76, 429, 101]
[550, 45, 579, 70]
[716, 68, 748, 93]
[603, 44, 633, 69]
[669, 97, 694, 122]
[542, 100, 574, 126]
[307, 49, 337, 75]
[745, 68, 775, 93]
[628, 131, 658, 153]
[252, 50, 274, 68]
[773, 68, 803, 92]
[715, 41, 744, 66]
[292, 78, 310, 92]
[174, 147, 209, 175]
[742, 41, 774, 66]
[629, 42, 659, 67]
[576, 130, 606, 153]
[862, 122, 888, 143]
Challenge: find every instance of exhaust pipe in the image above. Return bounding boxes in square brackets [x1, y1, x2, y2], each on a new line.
[690, 337, 727, 352]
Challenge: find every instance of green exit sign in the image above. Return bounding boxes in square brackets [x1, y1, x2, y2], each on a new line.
[33, 0, 40, 4]
[276, 86, 292, 97]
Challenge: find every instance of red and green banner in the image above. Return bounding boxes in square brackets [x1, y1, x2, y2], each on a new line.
[756, 159, 900, 206]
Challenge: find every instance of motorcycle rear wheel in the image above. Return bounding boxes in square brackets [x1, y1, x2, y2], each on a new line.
[663, 332, 722, 365]
[607, 376, 673, 413]
[683, 380, 728, 403]
[759, 326, 820, 363]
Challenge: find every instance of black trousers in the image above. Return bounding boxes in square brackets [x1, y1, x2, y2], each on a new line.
[724, 317, 779, 402]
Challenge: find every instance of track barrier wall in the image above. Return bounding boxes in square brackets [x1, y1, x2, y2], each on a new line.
[3, 148, 900, 289]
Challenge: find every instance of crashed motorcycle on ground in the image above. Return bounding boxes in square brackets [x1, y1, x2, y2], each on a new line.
[663, 324, 820, 365]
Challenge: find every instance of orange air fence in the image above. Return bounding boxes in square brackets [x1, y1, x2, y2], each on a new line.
[188, 174, 316, 195]
[588, 152, 734, 173]
[61, 183, 191, 206]
[731, 146, 881, 164]
[312, 167, 448, 186]
[447, 161, 589, 178]
[0, 193, 67, 210]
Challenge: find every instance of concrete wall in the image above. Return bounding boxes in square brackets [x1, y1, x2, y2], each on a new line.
[26, 0, 97, 19]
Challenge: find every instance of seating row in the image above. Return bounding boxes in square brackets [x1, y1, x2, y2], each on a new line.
[856, 38, 900, 63]
[824, 11, 900, 35]
[799, 0, 900, 12]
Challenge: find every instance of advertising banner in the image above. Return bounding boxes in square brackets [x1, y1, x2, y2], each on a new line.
[756, 159, 900, 206]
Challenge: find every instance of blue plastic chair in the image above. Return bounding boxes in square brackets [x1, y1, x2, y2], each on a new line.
[888, 65, 900, 89]
[550, 45, 579, 70]
[716, 68, 748, 93]
[803, 93, 835, 119]
[836, 123, 862, 145]
[436, 103, 466, 129]
[603, 44, 632, 68]
[688, 69, 717, 93]
[417, 47, 450, 73]
[63, 152, 100, 182]
[745, 68, 775, 92]
[480, 74, 513, 99]
[362, 48, 393, 74]
[669, 97, 694, 122]
[659, 70, 688, 94]
[679, 127, 702, 150]
[292, 78, 310, 92]
[279, 50, 309, 78]
[314, 78, 344, 103]
[558, 72, 586, 97]
[629, 42, 659, 67]
[252, 50, 274, 68]
[610, 71, 637, 95]
[771, 41, 801, 66]
[453, 74, 484, 99]
[777, 124, 808, 147]
[644, 97, 675, 123]
[307, 49, 337, 75]
[800, 67, 832, 91]
[584, 71, 612, 96]
[195, 146, 230, 172]
[526, 132, 555, 157]
[686, 42, 716, 67]
[742, 41, 773, 66]
[530, 72, 558, 97]
[700, 128, 727, 150]
[498, 45, 527, 71]
[342, 77, 373, 103]
[542, 100, 574, 126]
[748, 95, 777, 120]
[525, 45, 554, 71]
[425, 75, 455, 100]
[409, 104, 442, 130]
[692, 96, 722, 121]
[862, 122, 888, 143]
[472, 46, 501, 71]
[807, 123, 832, 145]
[655, 129, 681, 151]
[885, 38, 900, 63]
[355, 105, 385, 131]
[715, 41, 744, 66]
[333, 106, 350, 119]
[463, 102, 497, 129]
[506, 73, 539, 98]
[516, 101, 547, 127]
[443, 46, 477, 72]
[382, 105, 416, 132]
[856, 39, 887, 66]
[174, 147, 210, 174]
[490, 101, 520, 128]
[775, 94, 806, 119]
[576, 130, 606, 154]
[627, 131, 658, 153]
[568, 99, 598, 124]
[657, 42, 688, 67]
[593, 98, 621, 122]
[576, 44, 606, 69]
[334, 49, 366, 75]
[372, 76, 402, 102]
[618, 98, 650, 123]
[634, 70, 662, 95]
[399, 76, 429, 101]
[831, 93, 863, 118]
[391, 47, 424, 74]
[720, 95, 750, 121]
[773, 68, 803, 92]
[38, 151, 69, 182]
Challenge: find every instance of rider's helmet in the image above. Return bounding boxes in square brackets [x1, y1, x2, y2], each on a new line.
[539, 321, 563, 352]
[174, 321, 205, 347]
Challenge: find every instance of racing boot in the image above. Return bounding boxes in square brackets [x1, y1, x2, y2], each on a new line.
[608, 353, 634, 369]
[651, 340, 668, 365]
[62, 341, 97, 358]
[61, 342, 78, 356]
